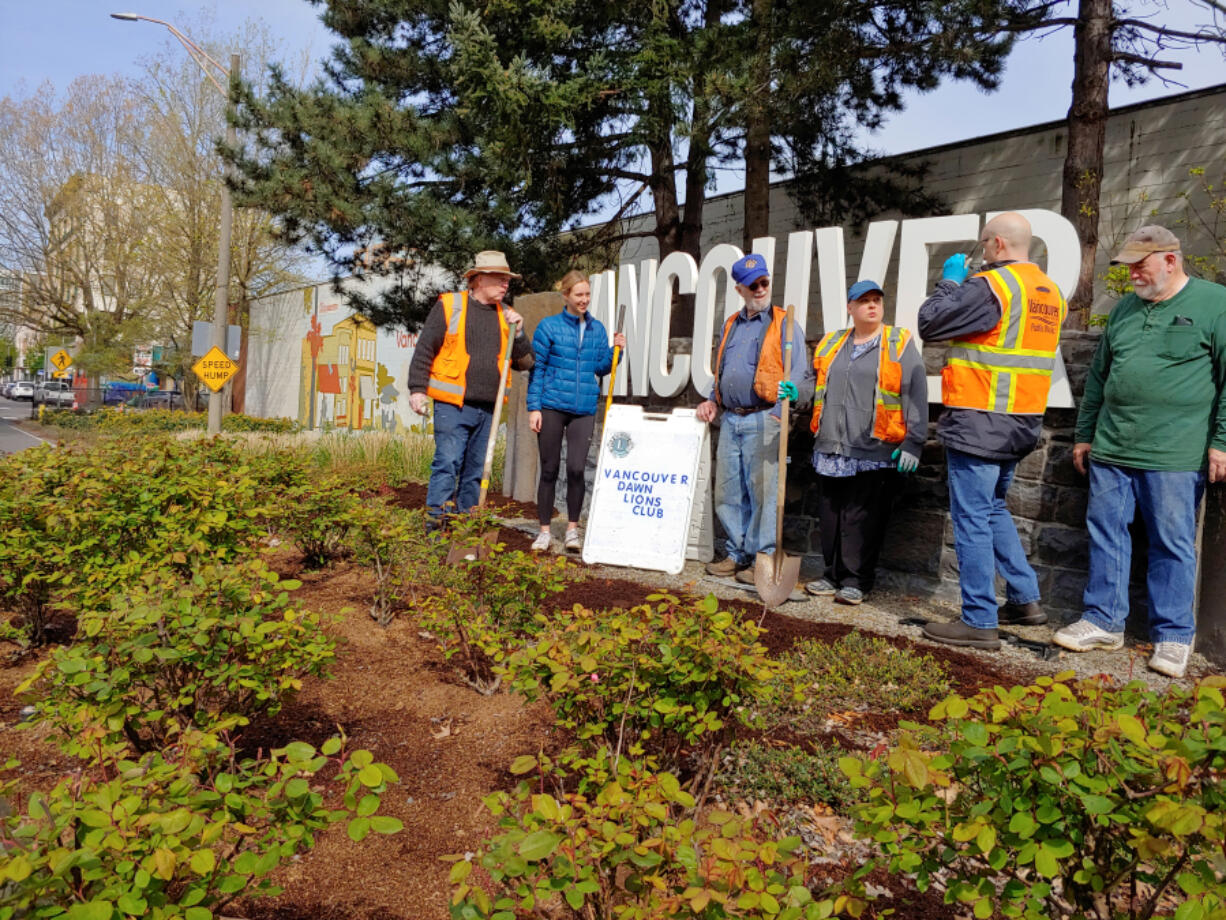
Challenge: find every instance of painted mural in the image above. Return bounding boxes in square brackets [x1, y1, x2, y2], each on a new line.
[245, 278, 431, 433]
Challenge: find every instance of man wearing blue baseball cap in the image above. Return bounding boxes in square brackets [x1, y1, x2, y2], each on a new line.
[696, 254, 811, 582]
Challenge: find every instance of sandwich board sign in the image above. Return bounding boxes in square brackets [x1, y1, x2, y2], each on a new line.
[583, 405, 713, 574]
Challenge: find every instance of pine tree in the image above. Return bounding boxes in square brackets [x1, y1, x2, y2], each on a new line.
[232, 0, 1057, 329]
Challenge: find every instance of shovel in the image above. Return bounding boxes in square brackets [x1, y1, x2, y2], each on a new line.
[753, 304, 801, 607]
[447, 317, 519, 564]
[602, 306, 627, 425]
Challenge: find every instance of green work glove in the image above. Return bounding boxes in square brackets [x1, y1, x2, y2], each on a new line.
[776, 380, 798, 402]
[892, 448, 920, 474]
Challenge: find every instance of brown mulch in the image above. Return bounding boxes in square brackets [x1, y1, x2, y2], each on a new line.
[0, 492, 1037, 920]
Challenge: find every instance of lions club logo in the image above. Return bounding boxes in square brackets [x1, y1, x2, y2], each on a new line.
[608, 432, 633, 459]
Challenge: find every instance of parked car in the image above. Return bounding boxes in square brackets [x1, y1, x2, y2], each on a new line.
[10, 380, 35, 400]
[0, 381, 11, 398]
[34, 380, 75, 407]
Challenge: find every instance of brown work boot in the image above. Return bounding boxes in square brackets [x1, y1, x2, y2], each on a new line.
[922, 619, 1001, 651]
[734, 567, 756, 585]
[997, 601, 1047, 626]
[705, 557, 740, 577]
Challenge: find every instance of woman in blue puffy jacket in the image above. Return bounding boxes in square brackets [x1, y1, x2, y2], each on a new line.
[527, 270, 626, 552]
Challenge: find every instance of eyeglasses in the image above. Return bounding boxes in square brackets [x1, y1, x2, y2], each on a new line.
[746, 278, 770, 292]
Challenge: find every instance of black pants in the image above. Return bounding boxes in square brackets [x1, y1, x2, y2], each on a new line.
[817, 469, 900, 592]
[537, 409, 596, 525]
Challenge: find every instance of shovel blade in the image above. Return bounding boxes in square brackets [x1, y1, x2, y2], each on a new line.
[753, 551, 801, 608]
[446, 528, 499, 565]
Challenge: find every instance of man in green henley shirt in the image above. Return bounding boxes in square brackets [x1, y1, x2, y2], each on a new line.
[1054, 225, 1226, 678]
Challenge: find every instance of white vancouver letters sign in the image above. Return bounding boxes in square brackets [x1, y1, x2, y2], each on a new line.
[587, 208, 1077, 408]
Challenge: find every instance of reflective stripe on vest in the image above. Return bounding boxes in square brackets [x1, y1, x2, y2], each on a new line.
[426, 292, 509, 407]
[809, 325, 910, 444]
[941, 263, 1065, 415]
[711, 306, 788, 407]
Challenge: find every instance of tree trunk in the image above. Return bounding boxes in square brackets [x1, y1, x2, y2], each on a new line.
[742, 0, 773, 250]
[1061, 0, 1112, 327]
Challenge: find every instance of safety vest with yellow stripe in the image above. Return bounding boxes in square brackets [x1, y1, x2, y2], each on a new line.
[712, 306, 788, 407]
[425, 291, 510, 407]
[810, 325, 911, 443]
[942, 262, 1066, 415]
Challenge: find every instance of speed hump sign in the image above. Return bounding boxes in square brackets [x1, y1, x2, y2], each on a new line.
[192, 345, 238, 393]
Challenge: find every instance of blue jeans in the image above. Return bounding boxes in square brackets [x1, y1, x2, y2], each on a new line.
[426, 402, 493, 519]
[946, 448, 1040, 629]
[713, 410, 779, 564]
[1083, 461, 1203, 644]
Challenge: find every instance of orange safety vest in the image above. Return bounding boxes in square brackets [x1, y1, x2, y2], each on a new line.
[425, 291, 510, 407]
[942, 263, 1066, 415]
[810, 325, 911, 444]
[711, 306, 788, 407]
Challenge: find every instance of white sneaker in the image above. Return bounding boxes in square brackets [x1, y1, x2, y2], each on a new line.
[1052, 618, 1125, 652]
[1148, 641, 1191, 679]
[564, 529, 582, 552]
[530, 531, 552, 553]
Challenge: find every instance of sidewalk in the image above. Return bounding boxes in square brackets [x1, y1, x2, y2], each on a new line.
[507, 516, 1217, 688]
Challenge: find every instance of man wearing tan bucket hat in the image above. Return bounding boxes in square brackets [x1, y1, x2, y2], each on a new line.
[409, 250, 533, 526]
[1055, 225, 1226, 678]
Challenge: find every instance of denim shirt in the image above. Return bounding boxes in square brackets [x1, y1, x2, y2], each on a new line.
[708, 307, 811, 411]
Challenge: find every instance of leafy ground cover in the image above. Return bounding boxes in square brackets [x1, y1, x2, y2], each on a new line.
[2, 463, 1222, 919]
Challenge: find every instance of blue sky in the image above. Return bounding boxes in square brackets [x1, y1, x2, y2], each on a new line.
[2, 1, 1222, 158]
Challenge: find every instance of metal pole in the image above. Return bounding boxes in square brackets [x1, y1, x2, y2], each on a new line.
[208, 52, 239, 435]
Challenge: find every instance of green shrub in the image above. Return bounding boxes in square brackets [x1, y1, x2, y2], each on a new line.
[449, 752, 860, 920]
[47, 438, 275, 611]
[0, 733, 401, 919]
[347, 502, 431, 626]
[416, 511, 570, 692]
[0, 446, 73, 647]
[38, 407, 298, 435]
[841, 673, 1226, 920]
[503, 594, 790, 768]
[717, 740, 854, 812]
[271, 474, 362, 568]
[22, 560, 334, 758]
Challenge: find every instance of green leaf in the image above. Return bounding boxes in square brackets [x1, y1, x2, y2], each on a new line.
[67, 903, 114, 920]
[358, 764, 384, 788]
[517, 831, 561, 861]
[1034, 844, 1060, 878]
[509, 755, 537, 774]
[190, 849, 216, 876]
[347, 817, 371, 842]
[370, 816, 403, 834]
[185, 909, 213, 920]
[357, 794, 381, 817]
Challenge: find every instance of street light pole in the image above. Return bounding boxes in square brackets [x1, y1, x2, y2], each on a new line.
[111, 13, 236, 434]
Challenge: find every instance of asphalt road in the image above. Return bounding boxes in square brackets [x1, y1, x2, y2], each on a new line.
[0, 396, 54, 455]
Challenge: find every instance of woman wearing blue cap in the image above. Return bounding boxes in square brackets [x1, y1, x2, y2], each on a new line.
[806, 280, 927, 604]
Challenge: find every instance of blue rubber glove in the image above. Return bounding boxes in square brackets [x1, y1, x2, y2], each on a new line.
[892, 448, 920, 474]
[941, 253, 970, 284]
[776, 380, 798, 402]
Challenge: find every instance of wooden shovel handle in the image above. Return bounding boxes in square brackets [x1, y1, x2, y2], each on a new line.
[774, 305, 795, 577]
[478, 317, 519, 508]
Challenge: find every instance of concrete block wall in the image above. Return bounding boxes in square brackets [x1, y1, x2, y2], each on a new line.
[611, 85, 1226, 633]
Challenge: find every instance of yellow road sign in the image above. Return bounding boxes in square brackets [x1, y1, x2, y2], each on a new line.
[50, 349, 73, 371]
[52, 370, 71, 379]
[192, 345, 238, 393]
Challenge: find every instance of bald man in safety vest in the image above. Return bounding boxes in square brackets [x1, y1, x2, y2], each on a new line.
[408, 250, 534, 527]
[917, 212, 1067, 650]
